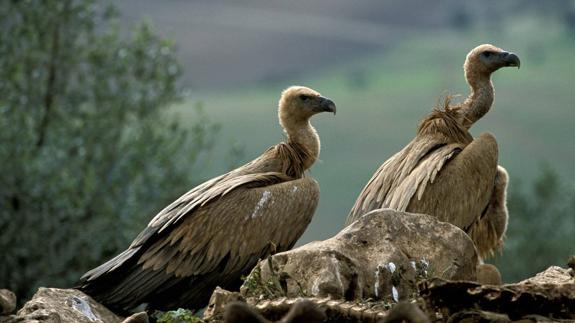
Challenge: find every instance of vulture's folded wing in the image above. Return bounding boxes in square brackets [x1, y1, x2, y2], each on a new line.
[347, 136, 465, 225]
[80, 171, 286, 282]
[407, 132, 499, 232]
[139, 176, 319, 277]
[79, 174, 319, 310]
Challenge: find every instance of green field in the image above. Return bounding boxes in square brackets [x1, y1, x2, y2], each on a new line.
[173, 21, 575, 262]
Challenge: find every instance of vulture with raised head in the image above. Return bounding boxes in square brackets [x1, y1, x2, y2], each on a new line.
[347, 44, 520, 259]
[78, 86, 336, 312]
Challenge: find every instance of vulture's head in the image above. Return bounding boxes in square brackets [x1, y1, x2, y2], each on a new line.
[279, 86, 336, 127]
[464, 44, 520, 78]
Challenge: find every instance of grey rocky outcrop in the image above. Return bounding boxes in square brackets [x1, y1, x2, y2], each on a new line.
[241, 208, 479, 302]
[1, 288, 121, 323]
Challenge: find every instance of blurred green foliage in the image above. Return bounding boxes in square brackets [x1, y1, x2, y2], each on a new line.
[0, 0, 219, 299]
[494, 166, 575, 282]
[155, 308, 202, 323]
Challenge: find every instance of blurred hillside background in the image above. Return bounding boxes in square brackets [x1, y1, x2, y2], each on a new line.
[1, 0, 574, 300]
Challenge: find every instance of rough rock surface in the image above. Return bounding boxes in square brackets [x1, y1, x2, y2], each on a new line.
[120, 312, 149, 323]
[222, 299, 326, 323]
[241, 209, 478, 302]
[1, 288, 121, 323]
[0, 290, 17, 315]
[519, 266, 574, 285]
[204, 287, 246, 322]
[421, 275, 575, 321]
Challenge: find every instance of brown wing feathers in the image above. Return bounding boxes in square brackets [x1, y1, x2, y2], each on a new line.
[348, 107, 470, 224]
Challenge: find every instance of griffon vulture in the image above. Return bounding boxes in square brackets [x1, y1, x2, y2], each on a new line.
[78, 86, 336, 312]
[347, 44, 520, 259]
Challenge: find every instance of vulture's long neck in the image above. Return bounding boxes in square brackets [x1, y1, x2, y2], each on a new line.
[461, 69, 494, 129]
[283, 120, 320, 172]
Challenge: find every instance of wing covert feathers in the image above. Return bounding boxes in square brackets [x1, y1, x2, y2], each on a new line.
[79, 141, 320, 311]
[406, 132, 498, 229]
[347, 107, 495, 227]
[140, 177, 319, 278]
[347, 107, 472, 225]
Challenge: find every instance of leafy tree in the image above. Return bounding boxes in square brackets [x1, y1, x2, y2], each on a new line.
[0, 0, 219, 299]
[494, 165, 575, 282]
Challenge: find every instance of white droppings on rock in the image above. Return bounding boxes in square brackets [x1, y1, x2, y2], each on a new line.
[250, 191, 271, 219]
[420, 258, 429, 276]
[311, 279, 320, 295]
[331, 256, 344, 293]
[421, 258, 429, 267]
[291, 186, 298, 193]
[391, 286, 399, 302]
[388, 262, 396, 273]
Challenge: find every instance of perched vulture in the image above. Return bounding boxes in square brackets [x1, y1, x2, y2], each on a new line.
[78, 86, 336, 312]
[347, 44, 520, 259]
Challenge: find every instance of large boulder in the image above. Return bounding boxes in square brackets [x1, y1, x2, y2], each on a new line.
[241, 209, 479, 302]
[1, 288, 121, 323]
[0, 290, 16, 315]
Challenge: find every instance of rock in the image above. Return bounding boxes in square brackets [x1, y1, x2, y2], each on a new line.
[121, 312, 148, 323]
[241, 209, 478, 302]
[210, 291, 433, 323]
[476, 263, 503, 285]
[519, 266, 574, 285]
[446, 310, 510, 323]
[252, 297, 389, 322]
[204, 287, 246, 321]
[382, 301, 430, 323]
[0, 289, 17, 315]
[223, 300, 325, 323]
[5, 288, 121, 323]
[420, 277, 575, 320]
[275, 299, 325, 323]
[223, 302, 269, 323]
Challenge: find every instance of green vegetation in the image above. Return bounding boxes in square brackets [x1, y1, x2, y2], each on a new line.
[155, 308, 202, 323]
[0, 0, 219, 299]
[241, 258, 307, 300]
[494, 165, 575, 282]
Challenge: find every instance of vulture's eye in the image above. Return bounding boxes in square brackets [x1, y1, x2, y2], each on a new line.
[299, 94, 311, 102]
[482, 51, 494, 58]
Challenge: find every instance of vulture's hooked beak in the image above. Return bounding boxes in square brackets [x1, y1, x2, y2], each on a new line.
[501, 51, 520, 69]
[318, 96, 337, 115]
